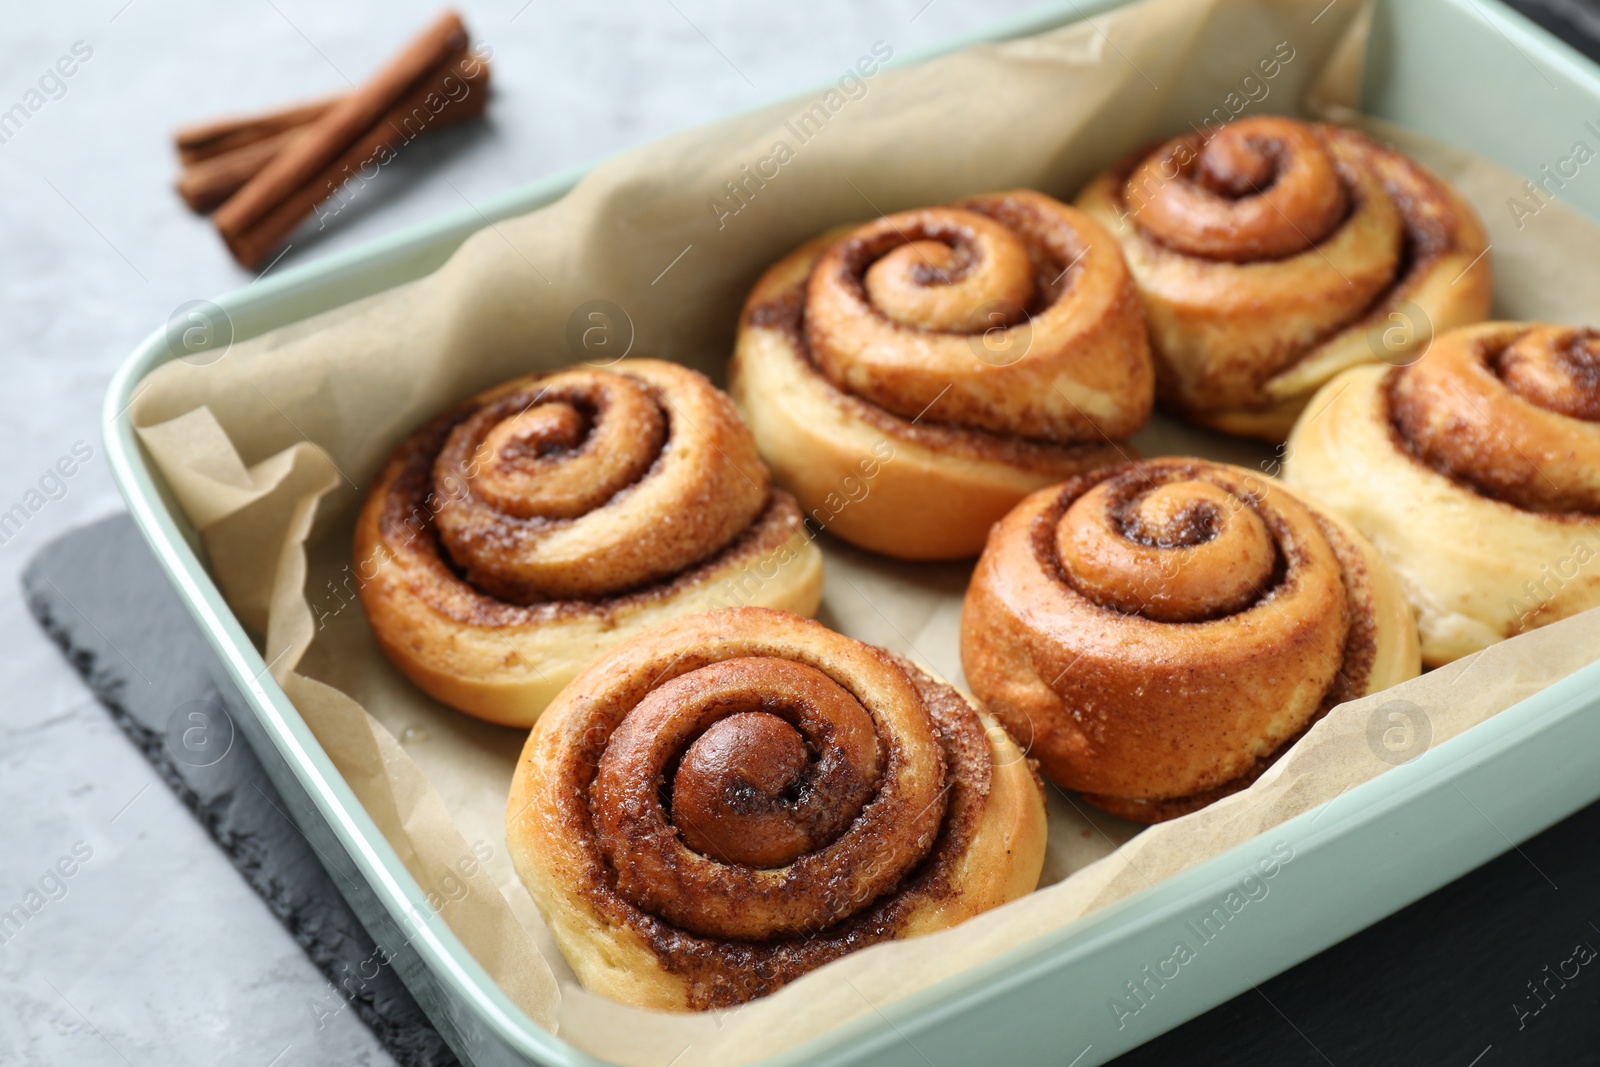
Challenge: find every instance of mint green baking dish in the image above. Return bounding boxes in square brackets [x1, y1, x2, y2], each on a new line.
[103, 1, 1600, 1064]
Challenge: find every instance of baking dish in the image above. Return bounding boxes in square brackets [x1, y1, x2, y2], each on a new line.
[103, 0, 1600, 1064]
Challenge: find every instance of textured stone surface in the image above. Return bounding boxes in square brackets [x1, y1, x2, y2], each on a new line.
[23, 514, 454, 1066]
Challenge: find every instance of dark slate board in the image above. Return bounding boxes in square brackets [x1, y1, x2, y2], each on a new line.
[24, 512, 1600, 1067]
[1506, 0, 1600, 65]
[1110, 802, 1600, 1065]
[23, 514, 458, 1067]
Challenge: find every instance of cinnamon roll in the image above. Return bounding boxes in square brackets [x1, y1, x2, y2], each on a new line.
[1284, 322, 1600, 666]
[960, 458, 1420, 823]
[507, 608, 1047, 1010]
[730, 189, 1153, 560]
[354, 361, 823, 727]
[1077, 116, 1492, 441]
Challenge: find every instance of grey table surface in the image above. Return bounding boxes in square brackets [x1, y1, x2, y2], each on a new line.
[0, 3, 1046, 1064]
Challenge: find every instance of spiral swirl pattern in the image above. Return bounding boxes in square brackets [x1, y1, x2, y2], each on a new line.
[805, 190, 1152, 441]
[961, 458, 1420, 823]
[1128, 118, 1349, 262]
[1283, 322, 1600, 666]
[730, 189, 1151, 560]
[427, 364, 767, 602]
[355, 360, 823, 726]
[508, 608, 1046, 1010]
[1077, 116, 1492, 440]
[1389, 324, 1600, 513]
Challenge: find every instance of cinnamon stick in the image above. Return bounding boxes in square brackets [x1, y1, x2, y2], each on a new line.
[174, 97, 339, 167]
[213, 9, 468, 256]
[224, 45, 489, 268]
[177, 127, 305, 213]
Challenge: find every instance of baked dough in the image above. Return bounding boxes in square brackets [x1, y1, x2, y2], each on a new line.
[507, 608, 1047, 1010]
[731, 189, 1152, 560]
[961, 457, 1420, 822]
[355, 360, 822, 726]
[1284, 322, 1600, 665]
[1077, 116, 1491, 440]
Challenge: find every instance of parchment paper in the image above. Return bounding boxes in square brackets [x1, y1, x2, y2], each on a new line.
[127, 0, 1600, 1062]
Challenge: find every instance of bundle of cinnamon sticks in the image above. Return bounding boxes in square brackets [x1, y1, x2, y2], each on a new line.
[174, 10, 489, 269]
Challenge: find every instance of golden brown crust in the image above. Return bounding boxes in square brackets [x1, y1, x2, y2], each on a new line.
[1076, 117, 1492, 441]
[1285, 322, 1600, 665]
[730, 190, 1153, 561]
[354, 361, 824, 727]
[506, 608, 1047, 1011]
[1388, 324, 1600, 512]
[959, 458, 1419, 823]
